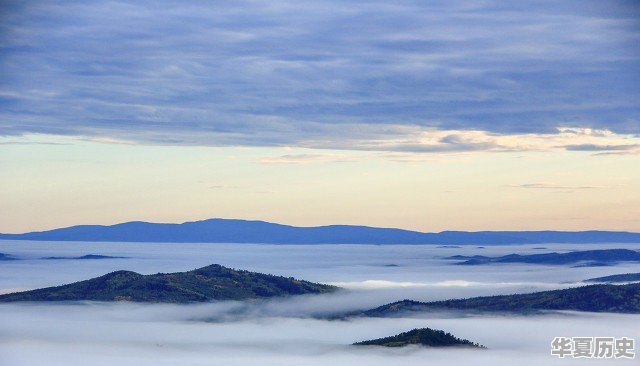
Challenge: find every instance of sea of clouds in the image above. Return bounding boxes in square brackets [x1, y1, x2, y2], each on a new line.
[1, 241, 639, 365]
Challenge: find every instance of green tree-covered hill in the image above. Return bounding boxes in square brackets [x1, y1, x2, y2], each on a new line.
[353, 328, 484, 348]
[0, 264, 338, 303]
[363, 283, 640, 316]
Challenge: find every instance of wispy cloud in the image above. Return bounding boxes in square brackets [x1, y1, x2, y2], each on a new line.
[209, 184, 242, 190]
[511, 183, 604, 190]
[259, 153, 357, 164]
[593, 150, 640, 156]
[0, 141, 68, 146]
[306, 127, 640, 155]
[564, 143, 640, 152]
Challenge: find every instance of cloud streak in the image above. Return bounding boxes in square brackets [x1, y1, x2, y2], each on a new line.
[259, 153, 357, 164]
[511, 183, 604, 190]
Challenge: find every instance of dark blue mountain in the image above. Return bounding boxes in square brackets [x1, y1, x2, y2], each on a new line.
[446, 249, 640, 265]
[41, 254, 128, 260]
[1, 219, 640, 244]
[0, 253, 19, 260]
[585, 273, 640, 283]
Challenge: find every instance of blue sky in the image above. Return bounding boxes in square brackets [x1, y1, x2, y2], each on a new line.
[1, 1, 639, 232]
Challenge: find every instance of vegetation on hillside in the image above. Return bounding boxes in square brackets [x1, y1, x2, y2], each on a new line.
[363, 283, 640, 316]
[0, 264, 339, 303]
[353, 328, 484, 348]
[446, 249, 640, 266]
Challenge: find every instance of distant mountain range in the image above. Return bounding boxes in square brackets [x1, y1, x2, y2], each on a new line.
[0, 253, 127, 261]
[41, 254, 128, 260]
[0, 264, 338, 303]
[1, 218, 640, 244]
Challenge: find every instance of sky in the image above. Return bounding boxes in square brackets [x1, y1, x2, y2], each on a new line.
[1, 0, 639, 233]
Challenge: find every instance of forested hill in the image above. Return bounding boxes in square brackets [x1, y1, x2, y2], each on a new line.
[362, 283, 640, 316]
[353, 328, 484, 348]
[0, 264, 338, 303]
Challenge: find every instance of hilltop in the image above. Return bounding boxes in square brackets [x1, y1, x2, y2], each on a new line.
[353, 328, 484, 348]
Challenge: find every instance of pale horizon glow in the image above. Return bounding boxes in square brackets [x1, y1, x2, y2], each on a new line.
[1, 0, 639, 233]
[1, 133, 639, 234]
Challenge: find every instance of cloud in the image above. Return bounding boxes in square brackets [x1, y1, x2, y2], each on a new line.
[593, 150, 640, 156]
[209, 184, 241, 190]
[511, 183, 604, 190]
[0, 0, 638, 149]
[3, 241, 640, 365]
[1, 300, 639, 366]
[309, 127, 640, 155]
[0, 141, 68, 145]
[259, 153, 357, 164]
[564, 143, 640, 152]
[565, 142, 640, 156]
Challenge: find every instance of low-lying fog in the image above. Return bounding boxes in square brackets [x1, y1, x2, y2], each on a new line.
[1, 241, 639, 365]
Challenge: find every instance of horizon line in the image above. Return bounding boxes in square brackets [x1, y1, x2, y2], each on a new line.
[2, 217, 640, 236]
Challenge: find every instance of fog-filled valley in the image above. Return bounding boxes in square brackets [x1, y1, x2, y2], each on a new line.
[1, 241, 639, 365]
